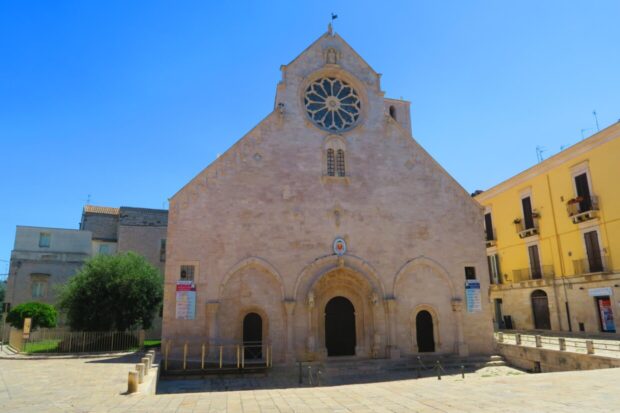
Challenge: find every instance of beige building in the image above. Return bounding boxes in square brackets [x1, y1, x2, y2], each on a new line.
[162, 28, 494, 364]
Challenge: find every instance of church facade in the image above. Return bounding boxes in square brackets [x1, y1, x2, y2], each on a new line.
[162, 29, 494, 363]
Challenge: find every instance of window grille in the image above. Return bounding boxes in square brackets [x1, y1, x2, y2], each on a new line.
[336, 149, 345, 177]
[180, 265, 195, 281]
[327, 148, 335, 176]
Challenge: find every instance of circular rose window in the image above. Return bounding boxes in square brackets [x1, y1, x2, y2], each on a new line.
[304, 77, 361, 131]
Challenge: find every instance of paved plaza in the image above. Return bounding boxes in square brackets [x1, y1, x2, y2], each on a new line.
[1, 352, 619, 412]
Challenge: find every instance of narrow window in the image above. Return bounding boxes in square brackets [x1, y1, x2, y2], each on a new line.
[487, 254, 501, 284]
[336, 149, 345, 177]
[180, 265, 195, 281]
[484, 213, 494, 241]
[31, 276, 49, 298]
[528, 245, 542, 279]
[522, 196, 534, 229]
[389, 105, 397, 120]
[39, 232, 51, 248]
[160, 239, 167, 262]
[584, 230, 603, 272]
[465, 266, 476, 280]
[574, 172, 593, 212]
[326, 148, 335, 176]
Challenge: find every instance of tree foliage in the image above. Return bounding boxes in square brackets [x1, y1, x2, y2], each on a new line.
[0, 282, 5, 313]
[6, 302, 58, 329]
[59, 252, 163, 331]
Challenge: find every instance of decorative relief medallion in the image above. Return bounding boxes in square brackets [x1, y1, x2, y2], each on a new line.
[304, 77, 361, 132]
[333, 237, 347, 256]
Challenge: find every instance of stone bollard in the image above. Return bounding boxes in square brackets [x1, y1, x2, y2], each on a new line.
[535, 335, 542, 348]
[127, 371, 139, 394]
[586, 340, 594, 355]
[558, 338, 566, 351]
[141, 357, 150, 374]
[135, 363, 145, 384]
[515, 333, 521, 345]
[146, 353, 154, 369]
[497, 332, 504, 343]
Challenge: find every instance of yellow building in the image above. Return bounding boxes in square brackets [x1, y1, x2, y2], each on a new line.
[475, 121, 620, 334]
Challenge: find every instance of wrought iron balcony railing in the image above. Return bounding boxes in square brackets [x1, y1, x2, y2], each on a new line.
[511, 265, 555, 283]
[573, 253, 612, 275]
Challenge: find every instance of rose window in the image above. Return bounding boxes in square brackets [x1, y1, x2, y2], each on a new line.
[304, 77, 361, 131]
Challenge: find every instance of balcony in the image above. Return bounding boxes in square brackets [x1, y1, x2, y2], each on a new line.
[514, 219, 539, 239]
[567, 195, 599, 224]
[511, 265, 555, 283]
[573, 253, 612, 275]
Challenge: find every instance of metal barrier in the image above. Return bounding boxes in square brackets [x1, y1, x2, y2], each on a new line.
[162, 340, 273, 372]
[8, 327, 144, 353]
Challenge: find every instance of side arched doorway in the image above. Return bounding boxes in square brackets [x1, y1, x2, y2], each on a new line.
[531, 290, 551, 330]
[243, 312, 263, 359]
[416, 310, 435, 352]
[325, 296, 356, 356]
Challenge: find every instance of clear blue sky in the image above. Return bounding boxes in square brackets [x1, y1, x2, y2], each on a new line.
[1, 1, 619, 268]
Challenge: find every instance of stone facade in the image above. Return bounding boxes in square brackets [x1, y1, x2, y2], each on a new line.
[5, 226, 92, 309]
[162, 30, 494, 363]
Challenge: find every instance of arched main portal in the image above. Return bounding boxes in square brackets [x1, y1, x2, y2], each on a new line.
[531, 290, 551, 330]
[325, 296, 356, 356]
[243, 312, 263, 359]
[416, 310, 435, 352]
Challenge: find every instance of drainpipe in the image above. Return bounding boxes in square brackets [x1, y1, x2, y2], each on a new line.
[546, 174, 571, 331]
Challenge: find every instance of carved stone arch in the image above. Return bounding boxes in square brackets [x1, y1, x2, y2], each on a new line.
[410, 304, 441, 352]
[219, 256, 285, 301]
[293, 254, 386, 303]
[393, 256, 456, 298]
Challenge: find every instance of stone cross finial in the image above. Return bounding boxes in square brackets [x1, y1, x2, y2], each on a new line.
[327, 22, 333, 35]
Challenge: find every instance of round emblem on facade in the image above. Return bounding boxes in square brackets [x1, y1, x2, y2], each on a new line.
[333, 237, 347, 256]
[304, 77, 361, 132]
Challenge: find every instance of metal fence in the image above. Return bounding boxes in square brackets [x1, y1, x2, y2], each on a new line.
[162, 340, 273, 373]
[8, 327, 144, 354]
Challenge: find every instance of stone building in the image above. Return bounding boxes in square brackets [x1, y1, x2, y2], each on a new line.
[162, 28, 494, 364]
[6, 205, 168, 333]
[5, 226, 92, 310]
[475, 121, 620, 334]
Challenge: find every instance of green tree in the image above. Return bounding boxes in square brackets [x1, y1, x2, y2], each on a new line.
[0, 281, 5, 313]
[6, 302, 58, 329]
[59, 252, 163, 331]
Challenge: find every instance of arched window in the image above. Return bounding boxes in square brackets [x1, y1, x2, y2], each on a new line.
[326, 148, 335, 176]
[389, 105, 397, 120]
[336, 149, 345, 177]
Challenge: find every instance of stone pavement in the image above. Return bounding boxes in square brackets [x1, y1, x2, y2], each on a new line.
[1, 353, 619, 412]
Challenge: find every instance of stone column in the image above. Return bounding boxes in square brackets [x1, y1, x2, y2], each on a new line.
[370, 293, 382, 358]
[283, 299, 296, 364]
[451, 298, 469, 356]
[306, 292, 315, 355]
[384, 297, 400, 359]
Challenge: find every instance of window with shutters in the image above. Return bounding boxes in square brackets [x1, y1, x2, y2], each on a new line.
[484, 212, 494, 241]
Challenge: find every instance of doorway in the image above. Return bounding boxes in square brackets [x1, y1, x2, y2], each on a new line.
[416, 310, 435, 352]
[531, 290, 551, 330]
[243, 312, 263, 359]
[325, 296, 356, 356]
